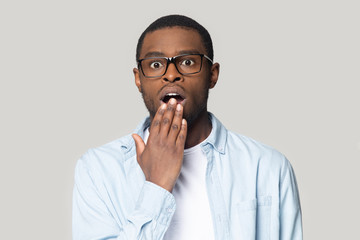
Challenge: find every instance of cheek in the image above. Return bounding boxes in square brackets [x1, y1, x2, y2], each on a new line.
[141, 81, 155, 95]
[141, 83, 160, 104]
[188, 80, 210, 98]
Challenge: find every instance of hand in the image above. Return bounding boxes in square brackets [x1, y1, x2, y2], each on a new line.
[132, 98, 187, 192]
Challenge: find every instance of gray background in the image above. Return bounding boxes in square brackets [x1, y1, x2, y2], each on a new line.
[1, 0, 359, 239]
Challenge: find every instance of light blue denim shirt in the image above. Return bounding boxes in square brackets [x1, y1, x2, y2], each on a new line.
[73, 113, 302, 240]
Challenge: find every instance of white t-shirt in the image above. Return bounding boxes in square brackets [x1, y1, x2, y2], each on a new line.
[144, 129, 215, 240]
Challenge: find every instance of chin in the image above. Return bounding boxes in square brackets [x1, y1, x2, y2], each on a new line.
[183, 108, 206, 128]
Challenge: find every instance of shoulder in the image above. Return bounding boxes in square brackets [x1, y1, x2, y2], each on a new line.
[76, 134, 136, 174]
[226, 130, 288, 170]
[209, 113, 288, 169]
[77, 117, 149, 168]
[74, 117, 149, 184]
[225, 131, 295, 193]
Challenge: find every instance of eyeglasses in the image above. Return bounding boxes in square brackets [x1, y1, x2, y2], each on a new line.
[137, 54, 213, 78]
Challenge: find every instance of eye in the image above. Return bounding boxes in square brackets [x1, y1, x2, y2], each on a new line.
[180, 58, 195, 66]
[150, 61, 163, 69]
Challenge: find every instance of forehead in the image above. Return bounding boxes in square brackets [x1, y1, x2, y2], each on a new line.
[140, 27, 206, 58]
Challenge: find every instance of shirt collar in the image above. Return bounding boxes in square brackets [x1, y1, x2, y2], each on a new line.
[202, 112, 227, 154]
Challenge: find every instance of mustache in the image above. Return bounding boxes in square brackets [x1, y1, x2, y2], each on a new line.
[157, 84, 186, 95]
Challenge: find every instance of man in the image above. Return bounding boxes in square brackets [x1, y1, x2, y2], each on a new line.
[73, 15, 302, 239]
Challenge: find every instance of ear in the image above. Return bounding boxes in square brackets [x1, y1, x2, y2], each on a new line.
[133, 67, 142, 93]
[209, 63, 220, 89]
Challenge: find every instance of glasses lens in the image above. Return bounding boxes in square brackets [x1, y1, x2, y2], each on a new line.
[141, 58, 168, 77]
[140, 54, 203, 77]
[175, 55, 202, 75]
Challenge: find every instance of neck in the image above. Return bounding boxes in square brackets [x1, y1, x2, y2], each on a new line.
[184, 110, 212, 149]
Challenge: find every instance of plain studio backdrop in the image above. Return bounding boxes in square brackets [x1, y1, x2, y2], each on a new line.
[0, 0, 359, 239]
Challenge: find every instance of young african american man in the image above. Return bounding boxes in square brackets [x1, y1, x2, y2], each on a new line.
[73, 15, 303, 240]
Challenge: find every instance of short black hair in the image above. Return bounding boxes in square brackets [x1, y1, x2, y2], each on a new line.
[136, 14, 214, 61]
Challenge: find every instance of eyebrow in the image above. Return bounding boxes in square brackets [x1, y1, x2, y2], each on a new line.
[177, 49, 201, 55]
[143, 51, 165, 58]
[142, 49, 202, 59]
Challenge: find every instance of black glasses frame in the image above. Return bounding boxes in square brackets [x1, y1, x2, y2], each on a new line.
[137, 53, 213, 78]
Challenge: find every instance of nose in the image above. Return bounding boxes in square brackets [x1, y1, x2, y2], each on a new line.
[163, 62, 182, 82]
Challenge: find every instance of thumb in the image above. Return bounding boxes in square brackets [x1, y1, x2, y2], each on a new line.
[132, 134, 145, 157]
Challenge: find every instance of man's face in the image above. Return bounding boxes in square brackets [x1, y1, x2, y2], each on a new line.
[134, 27, 219, 126]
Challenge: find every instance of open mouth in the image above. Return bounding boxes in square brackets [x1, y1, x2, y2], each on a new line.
[161, 93, 185, 104]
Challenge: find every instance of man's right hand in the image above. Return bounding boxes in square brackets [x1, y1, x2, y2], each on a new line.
[132, 98, 187, 192]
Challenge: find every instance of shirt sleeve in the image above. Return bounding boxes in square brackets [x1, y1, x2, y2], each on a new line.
[72, 153, 176, 240]
[279, 158, 303, 240]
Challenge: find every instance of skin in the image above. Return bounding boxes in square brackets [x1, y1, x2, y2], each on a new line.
[132, 27, 220, 192]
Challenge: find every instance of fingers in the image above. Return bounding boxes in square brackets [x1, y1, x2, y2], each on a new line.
[159, 98, 177, 136]
[149, 103, 166, 135]
[132, 134, 145, 158]
[168, 102, 184, 140]
[149, 98, 186, 144]
[176, 119, 187, 147]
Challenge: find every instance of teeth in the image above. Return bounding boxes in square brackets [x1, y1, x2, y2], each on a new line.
[166, 93, 178, 96]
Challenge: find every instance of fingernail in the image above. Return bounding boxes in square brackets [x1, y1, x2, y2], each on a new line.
[161, 103, 166, 109]
[169, 98, 176, 105]
[176, 104, 181, 111]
